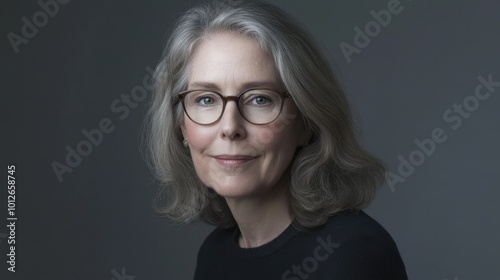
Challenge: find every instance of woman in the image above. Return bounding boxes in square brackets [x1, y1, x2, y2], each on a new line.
[145, 0, 408, 279]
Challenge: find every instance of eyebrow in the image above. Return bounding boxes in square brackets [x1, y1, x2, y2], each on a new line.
[188, 81, 283, 91]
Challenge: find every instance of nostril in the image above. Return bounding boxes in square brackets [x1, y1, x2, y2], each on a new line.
[226, 132, 241, 140]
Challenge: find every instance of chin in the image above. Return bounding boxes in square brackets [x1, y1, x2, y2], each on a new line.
[207, 183, 260, 200]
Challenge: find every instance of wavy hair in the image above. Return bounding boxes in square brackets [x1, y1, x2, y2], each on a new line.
[143, 0, 386, 229]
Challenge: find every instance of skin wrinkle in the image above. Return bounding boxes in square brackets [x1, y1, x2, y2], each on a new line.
[181, 31, 308, 248]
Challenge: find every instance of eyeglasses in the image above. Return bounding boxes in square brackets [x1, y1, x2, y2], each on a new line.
[178, 88, 291, 125]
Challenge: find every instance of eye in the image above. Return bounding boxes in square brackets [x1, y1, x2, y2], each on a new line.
[251, 95, 272, 105]
[190, 92, 220, 107]
[243, 90, 278, 107]
[196, 96, 215, 105]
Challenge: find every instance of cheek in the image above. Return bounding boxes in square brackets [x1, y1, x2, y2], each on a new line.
[184, 121, 213, 181]
[251, 122, 300, 155]
[184, 120, 213, 149]
[254, 109, 302, 147]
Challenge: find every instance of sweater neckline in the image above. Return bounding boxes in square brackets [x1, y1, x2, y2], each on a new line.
[229, 221, 300, 259]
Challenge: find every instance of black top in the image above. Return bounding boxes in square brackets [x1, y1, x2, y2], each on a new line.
[193, 210, 408, 280]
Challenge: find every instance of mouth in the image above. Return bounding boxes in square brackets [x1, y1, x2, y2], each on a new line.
[212, 155, 258, 167]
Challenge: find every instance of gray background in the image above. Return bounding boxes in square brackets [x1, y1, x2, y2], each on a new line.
[1, 0, 499, 279]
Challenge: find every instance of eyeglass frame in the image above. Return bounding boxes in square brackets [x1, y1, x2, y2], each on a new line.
[177, 88, 291, 125]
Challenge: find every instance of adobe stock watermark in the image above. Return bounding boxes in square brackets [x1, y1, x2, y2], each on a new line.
[257, 108, 298, 145]
[7, 0, 71, 54]
[50, 65, 155, 183]
[339, 0, 412, 63]
[206, 106, 298, 157]
[387, 73, 499, 192]
[110, 267, 135, 280]
[281, 235, 340, 280]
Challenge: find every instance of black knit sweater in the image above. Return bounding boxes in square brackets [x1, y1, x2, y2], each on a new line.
[194, 210, 408, 280]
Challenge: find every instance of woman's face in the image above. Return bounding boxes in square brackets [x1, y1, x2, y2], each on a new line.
[181, 31, 307, 199]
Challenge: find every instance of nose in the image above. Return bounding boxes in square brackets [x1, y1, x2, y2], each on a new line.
[219, 99, 246, 140]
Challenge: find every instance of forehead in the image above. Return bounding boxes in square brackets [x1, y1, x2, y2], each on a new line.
[188, 31, 280, 90]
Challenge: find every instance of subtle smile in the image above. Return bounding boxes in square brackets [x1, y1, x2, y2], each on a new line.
[212, 155, 258, 167]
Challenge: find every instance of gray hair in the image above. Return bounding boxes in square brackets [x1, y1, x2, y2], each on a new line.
[143, 0, 386, 229]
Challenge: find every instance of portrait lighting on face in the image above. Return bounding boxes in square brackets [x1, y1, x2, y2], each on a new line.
[179, 31, 307, 201]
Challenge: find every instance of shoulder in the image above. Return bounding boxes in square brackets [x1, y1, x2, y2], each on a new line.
[320, 209, 394, 240]
[314, 210, 408, 279]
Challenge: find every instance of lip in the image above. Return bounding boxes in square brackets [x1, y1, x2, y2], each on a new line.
[213, 155, 256, 160]
[212, 155, 257, 167]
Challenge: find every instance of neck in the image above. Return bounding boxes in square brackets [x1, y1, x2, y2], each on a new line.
[225, 179, 293, 248]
